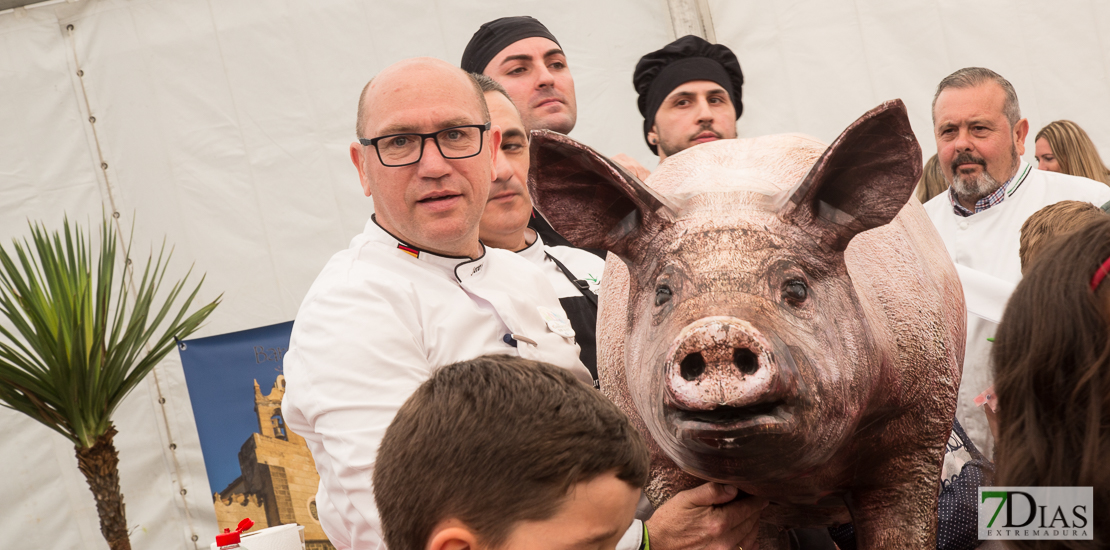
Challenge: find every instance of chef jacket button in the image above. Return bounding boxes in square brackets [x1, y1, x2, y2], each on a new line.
[958, 221, 969, 230]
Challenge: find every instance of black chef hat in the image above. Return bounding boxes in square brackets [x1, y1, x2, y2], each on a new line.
[461, 16, 561, 75]
[634, 35, 744, 154]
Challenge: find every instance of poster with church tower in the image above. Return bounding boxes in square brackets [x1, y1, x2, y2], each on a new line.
[179, 322, 335, 550]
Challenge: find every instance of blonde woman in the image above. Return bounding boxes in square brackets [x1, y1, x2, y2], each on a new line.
[915, 153, 948, 203]
[1034, 120, 1110, 186]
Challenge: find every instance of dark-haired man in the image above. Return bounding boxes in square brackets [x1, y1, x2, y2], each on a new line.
[633, 35, 744, 163]
[374, 354, 649, 550]
[462, 15, 576, 136]
[282, 57, 590, 550]
[461, 15, 591, 251]
[469, 71, 765, 550]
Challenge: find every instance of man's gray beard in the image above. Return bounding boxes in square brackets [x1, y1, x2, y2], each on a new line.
[950, 146, 1020, 204]
[951, 169, 1001, 204]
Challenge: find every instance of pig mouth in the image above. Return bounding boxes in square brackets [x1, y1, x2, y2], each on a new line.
[666, 399, 796, 446]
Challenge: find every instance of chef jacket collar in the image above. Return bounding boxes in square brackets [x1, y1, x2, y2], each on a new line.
[366, 215, 490, 283]
[515, 229, 546, 264]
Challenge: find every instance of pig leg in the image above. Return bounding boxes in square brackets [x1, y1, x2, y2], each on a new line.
[845, 385, 951, 546]
[756, 522, 790, 550]
[845, 459, 940, 547]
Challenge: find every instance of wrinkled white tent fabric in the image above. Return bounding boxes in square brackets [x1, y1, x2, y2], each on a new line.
[3, 1, 1110, 549]
[710, 1, 1110, 160]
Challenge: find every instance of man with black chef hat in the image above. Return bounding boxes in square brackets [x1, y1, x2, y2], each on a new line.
[633, 35, 744, 162]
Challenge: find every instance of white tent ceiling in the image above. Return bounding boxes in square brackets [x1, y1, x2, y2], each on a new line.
[0, 0, 41, 12]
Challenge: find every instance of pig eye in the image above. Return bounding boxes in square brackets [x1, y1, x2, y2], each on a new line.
[782, 280, 808, 304]
[655, 284, 673, 306]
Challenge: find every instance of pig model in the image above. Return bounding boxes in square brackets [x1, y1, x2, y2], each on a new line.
[527, 101, 965, 548]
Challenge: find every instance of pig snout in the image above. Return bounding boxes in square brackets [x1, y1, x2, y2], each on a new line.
[664, 316, 787, 412]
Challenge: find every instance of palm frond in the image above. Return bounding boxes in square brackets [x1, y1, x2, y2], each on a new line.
[0, 216, 220, 449]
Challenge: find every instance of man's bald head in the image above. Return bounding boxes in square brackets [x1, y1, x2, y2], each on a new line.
[349, 57, 501, 259]
[355, 58, 490, 139]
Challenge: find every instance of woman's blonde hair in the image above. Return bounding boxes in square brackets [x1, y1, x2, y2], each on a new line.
[1036, 120, 1110, 186]
[915, 153, 947, 203]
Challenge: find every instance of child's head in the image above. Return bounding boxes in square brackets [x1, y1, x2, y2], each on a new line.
[1019, 200, 1105, 273]
[373, 355, 650, 550]
[993, 216, 1110, 546]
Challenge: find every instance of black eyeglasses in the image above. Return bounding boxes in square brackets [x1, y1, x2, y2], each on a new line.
[358, 122, 491, 167]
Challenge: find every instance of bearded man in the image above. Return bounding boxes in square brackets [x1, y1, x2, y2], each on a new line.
[923, 67, 1110, 457]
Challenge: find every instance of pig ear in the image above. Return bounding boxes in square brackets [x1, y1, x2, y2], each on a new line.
[527, 130, 678, 258]
[778, 99, 922, 251]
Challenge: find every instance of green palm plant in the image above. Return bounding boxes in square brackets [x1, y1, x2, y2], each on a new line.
[0, 216, 220, 550]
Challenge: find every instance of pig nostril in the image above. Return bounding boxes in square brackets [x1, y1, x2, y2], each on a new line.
[680, 352, 706, 381]
[733, 348, 759, 375]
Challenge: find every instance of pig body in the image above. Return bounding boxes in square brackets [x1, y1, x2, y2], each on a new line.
[530, 101, 965, 547]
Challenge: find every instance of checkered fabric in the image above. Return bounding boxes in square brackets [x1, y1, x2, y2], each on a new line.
[949, 177, 1011, 217]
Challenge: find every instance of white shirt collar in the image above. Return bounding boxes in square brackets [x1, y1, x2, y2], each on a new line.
[365, 215, 489, 282]
[515, 229, 547, 264]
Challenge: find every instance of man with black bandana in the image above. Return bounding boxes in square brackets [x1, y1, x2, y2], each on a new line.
[633, 35, 744, 162]
[462, 16, 601, 255]
[462, 15, 576, 135]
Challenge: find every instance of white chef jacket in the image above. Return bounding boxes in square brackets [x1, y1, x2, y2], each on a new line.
[516, 231, 606, 297]
[281, 217, 613, 550]
[923, 163, 1110, 456]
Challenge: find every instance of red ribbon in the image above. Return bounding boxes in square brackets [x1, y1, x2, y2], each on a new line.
[1090, 256, 1110, 291]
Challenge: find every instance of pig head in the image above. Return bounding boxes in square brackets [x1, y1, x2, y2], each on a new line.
[528, 100, 965, 547]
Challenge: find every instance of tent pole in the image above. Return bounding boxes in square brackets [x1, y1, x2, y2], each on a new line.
[665, 0, 716, 43]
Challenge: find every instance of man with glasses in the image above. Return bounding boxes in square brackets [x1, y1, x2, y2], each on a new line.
[281, 57, 591, 550]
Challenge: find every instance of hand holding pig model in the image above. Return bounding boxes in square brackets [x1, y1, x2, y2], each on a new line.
[528, 100, 965, 548]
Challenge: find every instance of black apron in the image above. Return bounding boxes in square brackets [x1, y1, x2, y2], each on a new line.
[544, 250, 601, 384]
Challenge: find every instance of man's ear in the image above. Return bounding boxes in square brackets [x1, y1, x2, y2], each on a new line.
[427, 520, 480, 550]
[528, 130, 677, 260]
[350, 142, 372, 197]
[488, 126, 503, 181]
[1013, 117, 1030, 156]
[647, 126, 658, 146]
[778, 99, 922, 251]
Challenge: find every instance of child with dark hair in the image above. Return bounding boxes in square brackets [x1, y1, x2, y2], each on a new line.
[992, 216, 1110, 549]
[373, 354, 651, 550]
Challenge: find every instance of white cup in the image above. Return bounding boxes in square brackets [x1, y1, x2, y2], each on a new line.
[210, 524, 305, 550]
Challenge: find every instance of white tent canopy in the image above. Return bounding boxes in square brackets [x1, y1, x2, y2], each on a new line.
[3, 1, 1109, 548]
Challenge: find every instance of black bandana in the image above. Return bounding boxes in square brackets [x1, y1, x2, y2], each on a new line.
[633, 35, 744, 154]
[461, 16, 560, 75]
